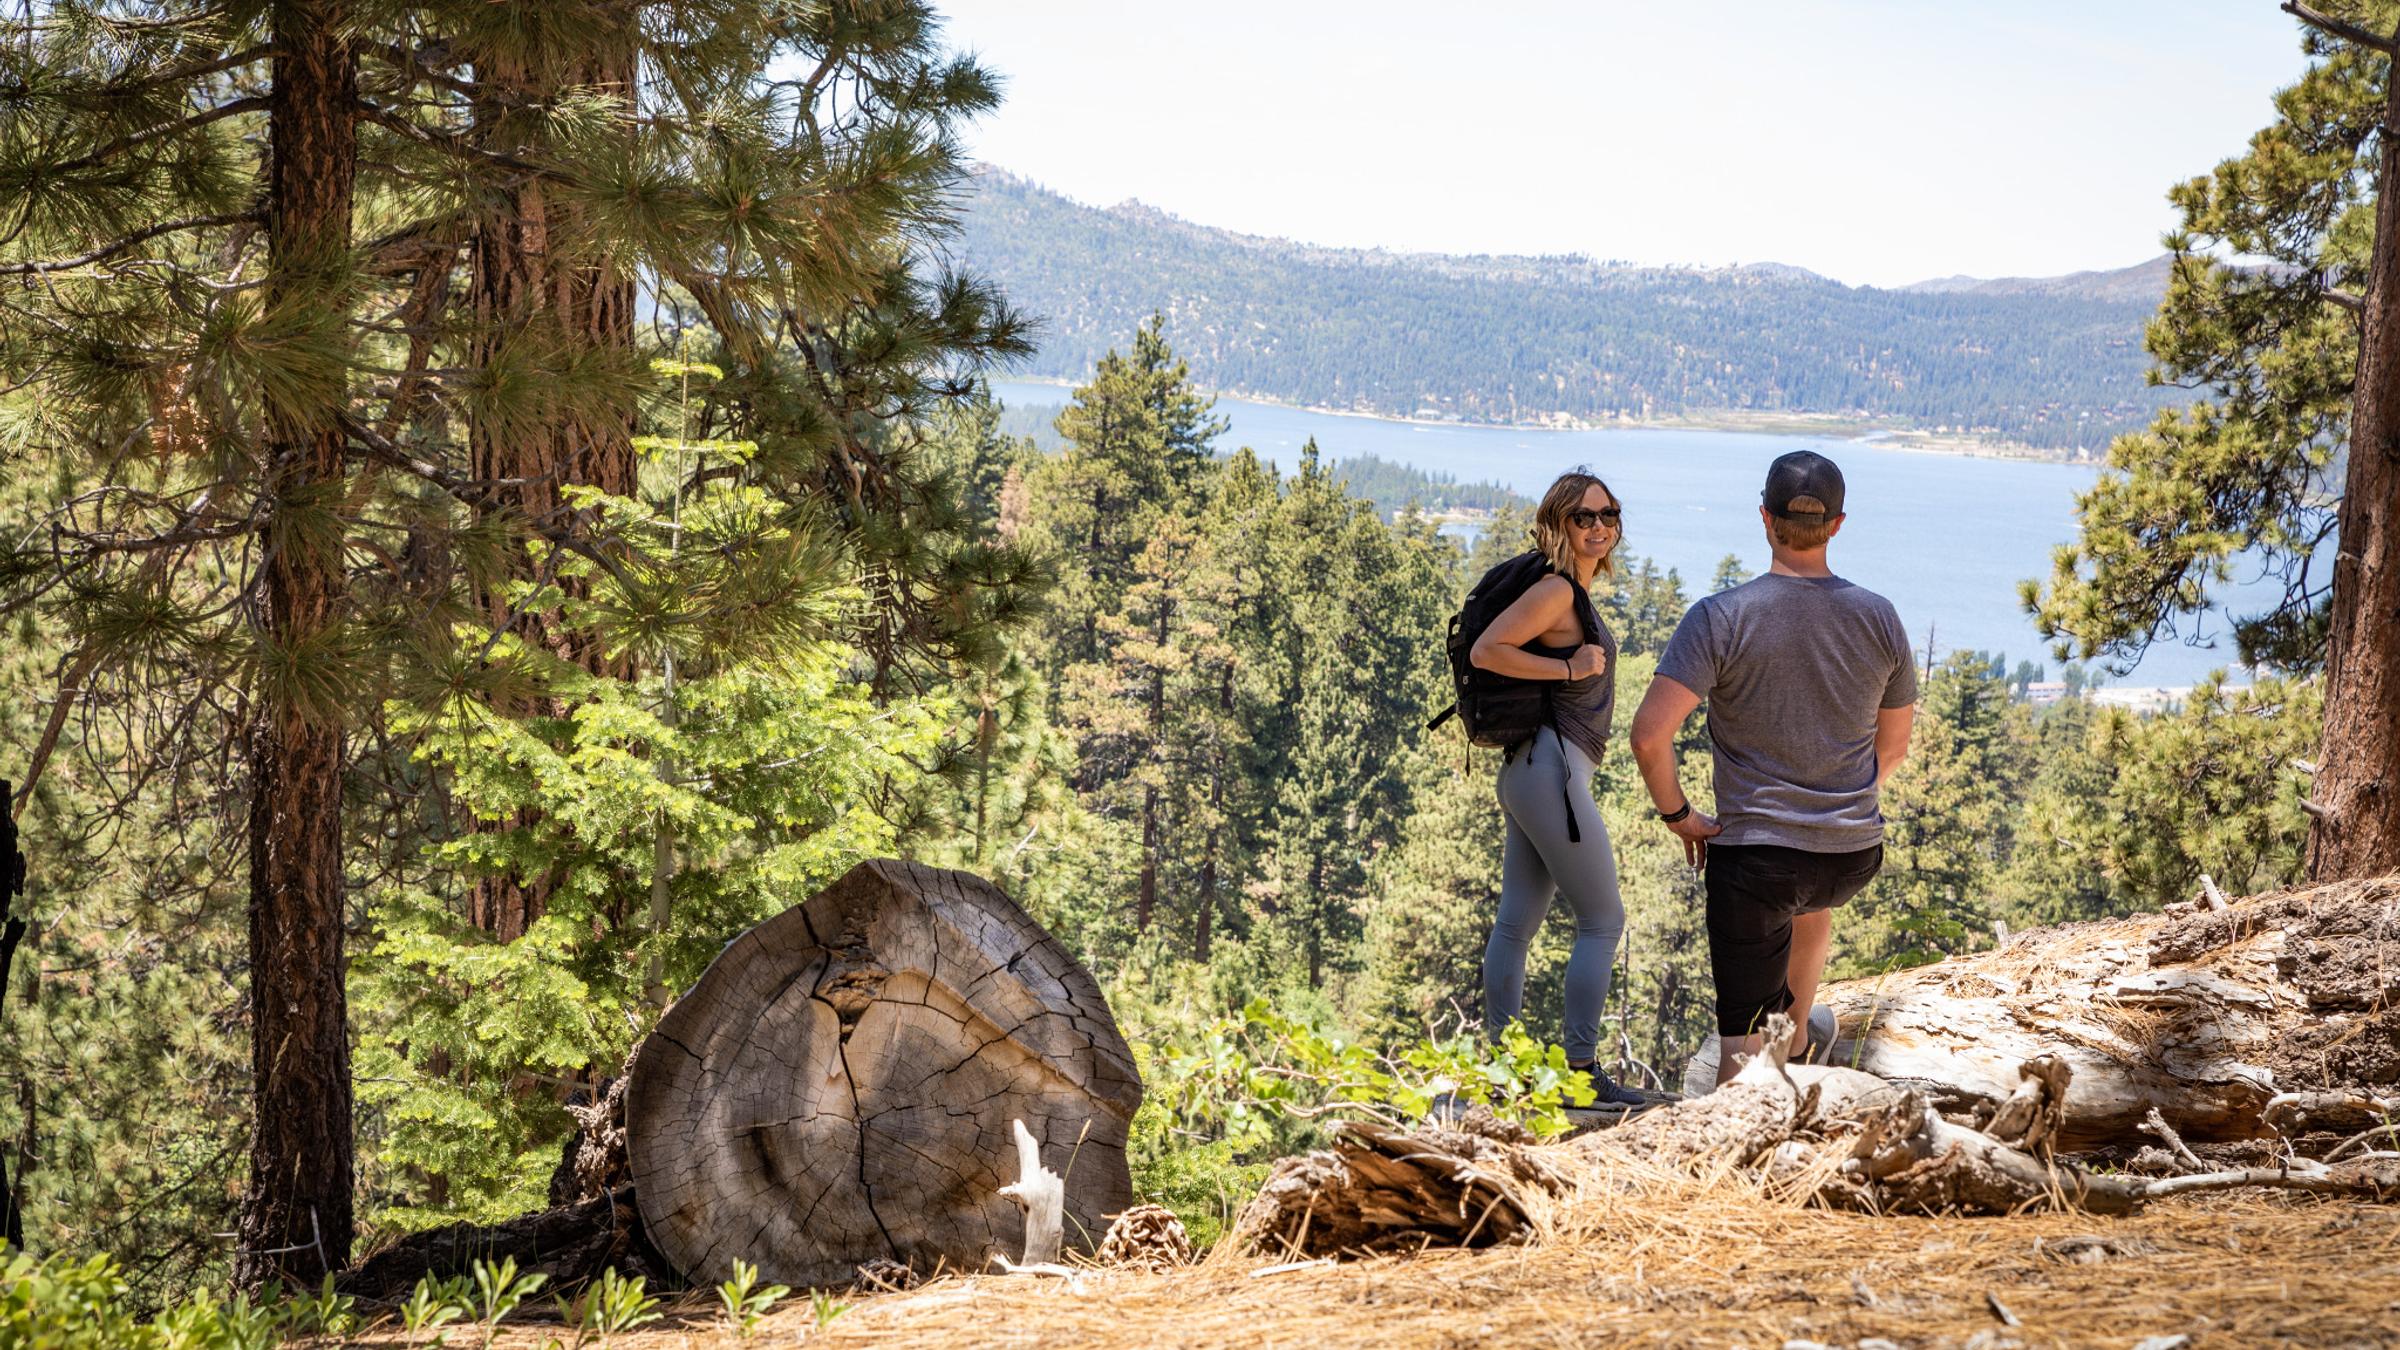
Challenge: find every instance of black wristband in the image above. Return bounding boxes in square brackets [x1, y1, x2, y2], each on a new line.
[1658, 800, 1692, 824]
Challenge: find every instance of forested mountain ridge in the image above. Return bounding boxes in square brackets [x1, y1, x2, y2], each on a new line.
[958, 169, 2177, 453]
[1898, 254, 2175, 302]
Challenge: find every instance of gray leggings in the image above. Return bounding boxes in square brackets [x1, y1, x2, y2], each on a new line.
[1484, 727, 1625, 1064]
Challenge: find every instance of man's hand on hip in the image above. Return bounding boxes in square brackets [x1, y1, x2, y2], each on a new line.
[1665, 810, 1722, 868]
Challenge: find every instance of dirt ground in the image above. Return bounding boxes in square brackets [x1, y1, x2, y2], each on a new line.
[422, 1189, 2400, 1350]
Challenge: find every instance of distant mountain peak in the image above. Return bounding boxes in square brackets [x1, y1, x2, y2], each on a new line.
[1895, 255, 2174, 303]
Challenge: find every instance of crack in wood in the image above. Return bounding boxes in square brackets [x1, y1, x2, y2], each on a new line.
[627, 860, 1139, 1286]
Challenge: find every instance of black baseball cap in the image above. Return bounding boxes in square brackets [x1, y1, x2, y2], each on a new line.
[1762, 450, 1846, 518]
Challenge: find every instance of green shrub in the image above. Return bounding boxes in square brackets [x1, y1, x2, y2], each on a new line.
[1123, 999, 1597, 1252]
[0, 1248, 154, 1350]
[0, 1248, 335, 1350]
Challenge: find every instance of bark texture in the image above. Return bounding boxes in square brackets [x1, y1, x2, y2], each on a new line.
[464, 21, 641, 939]
[2312, 49, 2400, 883]
[236, 1, 357, 1289]
[626, 860, 1142, 1288]
[1679, 876, 2400, 1152]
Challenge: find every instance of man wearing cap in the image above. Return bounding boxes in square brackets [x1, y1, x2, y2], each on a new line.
[1627, 450, 1918, 1085]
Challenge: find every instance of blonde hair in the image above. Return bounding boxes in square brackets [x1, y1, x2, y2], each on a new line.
[1531, 469, 1621, 582]
[1767, 494, 1837, 550]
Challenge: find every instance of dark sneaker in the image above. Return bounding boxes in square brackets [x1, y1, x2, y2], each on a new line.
[1572, 1064, 1648, 1107]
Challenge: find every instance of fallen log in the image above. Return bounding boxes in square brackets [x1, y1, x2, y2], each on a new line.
[1238, 1016, 2400, 1260]
[1678, 875, 2400, 1151]
[625, 859, 1142, 1288]
[340, 1188, 671, 1302]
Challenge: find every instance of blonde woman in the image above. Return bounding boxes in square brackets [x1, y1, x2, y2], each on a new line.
[1467, 470, 1644, 1106]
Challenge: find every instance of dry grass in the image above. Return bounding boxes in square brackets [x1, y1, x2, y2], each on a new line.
[444, 1169, 2400, 1350]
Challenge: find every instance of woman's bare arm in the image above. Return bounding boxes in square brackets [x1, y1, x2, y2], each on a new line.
[1470, 576, 1602, 680]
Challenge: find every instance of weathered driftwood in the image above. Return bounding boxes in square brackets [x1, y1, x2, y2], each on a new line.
[626, 860, 1141, 1288]
[1682, 876, 2400, 1152]
[995, 1117, 1066, 1269]
[1238, 1015, 2400, 1260]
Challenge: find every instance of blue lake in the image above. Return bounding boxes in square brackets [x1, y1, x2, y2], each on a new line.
[989, 379, 2271, 688]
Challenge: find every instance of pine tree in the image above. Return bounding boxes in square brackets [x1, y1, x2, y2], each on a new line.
[1195, 449, 1298, 956]
[1837, 652, 2015, 974]
[1029, 314, 1228, 680]
[234, 0, 361, 1286]
[2021, 675, 2319, 912]
[1058, 513, 1241, 939]
[2026, 7, 2390, 877]
[0, 0, 1049, 1258]
[1251, 446, 1450, 985]
[1604, 558, 1689, 656]
[1352, 742, 1508, 1043]
[1993, 698, 2123, 928]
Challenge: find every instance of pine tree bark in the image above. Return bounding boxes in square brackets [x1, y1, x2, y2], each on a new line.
[463, 29, 640, 939]
[236, 1, 357, 1289]
[2311, 46, 2400, 883]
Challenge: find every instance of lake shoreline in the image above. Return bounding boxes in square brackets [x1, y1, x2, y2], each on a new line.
[989, 375, 2102, 468]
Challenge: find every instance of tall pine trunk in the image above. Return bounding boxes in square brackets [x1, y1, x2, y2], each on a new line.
[464, 35, 639, 939]
[1137, 785, 1158, 931]
[2312, 56, 2400, 883]
[236, 1, 357, 1288]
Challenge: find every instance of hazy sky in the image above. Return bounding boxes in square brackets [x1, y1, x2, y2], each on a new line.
[931, 1, 2306, 289]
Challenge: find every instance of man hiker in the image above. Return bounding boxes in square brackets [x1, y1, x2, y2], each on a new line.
[1626, 450, 1917, 1085]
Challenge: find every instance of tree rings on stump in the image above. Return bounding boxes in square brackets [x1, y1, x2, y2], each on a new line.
[626, 860, 1141, 1287]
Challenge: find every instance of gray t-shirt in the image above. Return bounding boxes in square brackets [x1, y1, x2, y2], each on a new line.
[1655, 572, 1917, 852]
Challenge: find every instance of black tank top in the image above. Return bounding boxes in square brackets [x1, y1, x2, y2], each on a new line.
[1524, 612, 1617, 765]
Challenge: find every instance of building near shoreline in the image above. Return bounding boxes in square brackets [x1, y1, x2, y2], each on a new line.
[2090, 686, 2191, 716]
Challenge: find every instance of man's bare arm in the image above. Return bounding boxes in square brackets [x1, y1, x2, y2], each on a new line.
[1630, 675, 1720, 867]
[1874, 703, 1915, 787]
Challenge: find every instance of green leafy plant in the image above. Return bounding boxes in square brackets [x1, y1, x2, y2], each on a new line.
[397, 1273, 467, 1348]
[1150, 999, 1597, 1148]
[151, 1286, 281, 1350]
[570, 1269, 662, 1344]
[469, 1257, 548, 1349]
[808, 1291, 849, 1331]
[1119, 998, 1606, 1255]
[289, 1275, 359, 1340]
[716, 1260, 790, 1339]
[0, 1248, 153, 1350]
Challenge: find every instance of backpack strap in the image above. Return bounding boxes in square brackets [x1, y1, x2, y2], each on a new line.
[1508, 728, 1583, 845]
[1559, 730, 1581, 844]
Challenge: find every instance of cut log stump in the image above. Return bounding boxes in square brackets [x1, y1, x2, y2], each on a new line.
[625, 860, 1141, 1288]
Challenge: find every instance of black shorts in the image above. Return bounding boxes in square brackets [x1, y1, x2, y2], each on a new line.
[1705, 841, 1884, 1038]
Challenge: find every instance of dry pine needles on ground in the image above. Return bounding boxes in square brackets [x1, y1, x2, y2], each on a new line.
[433, 1175, 2400, 1350]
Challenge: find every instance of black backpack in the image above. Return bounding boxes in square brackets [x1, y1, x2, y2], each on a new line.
[1427, 550, 1601, 751]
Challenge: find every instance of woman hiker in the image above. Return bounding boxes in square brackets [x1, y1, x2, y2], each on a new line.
[1468, 470, 1647, 1107]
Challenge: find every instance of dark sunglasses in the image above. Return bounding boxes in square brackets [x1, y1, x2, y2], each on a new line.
[1567, 507, 1622, 530]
